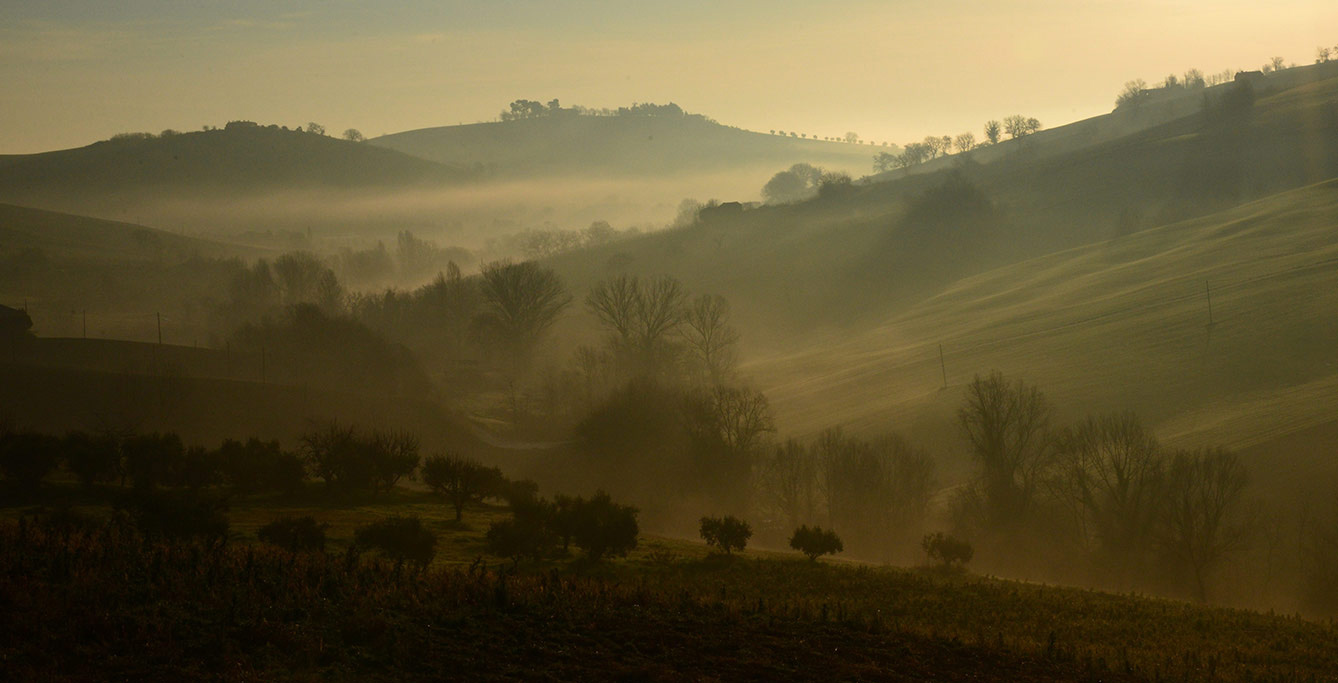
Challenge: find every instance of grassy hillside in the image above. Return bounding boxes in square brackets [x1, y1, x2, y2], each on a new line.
[748, 181, 1338, 487]
[371, 111, 880, 178]
[0, 203, 252, 263]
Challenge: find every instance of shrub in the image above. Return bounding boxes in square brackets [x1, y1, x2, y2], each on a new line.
[0, 432, 61, 487]
[354, 516, 436, 568]
[218, 438, 306, 495]
[700, 515, 752, 555]
[257, 516, 328, 552]
[122, 433, 186, 490]
[922, 532, 974, 568]
[486, 500, 559, 565]
[571, 491, 639, 561]
[63, 432, 120, 488]
[789, 525, 843, 561]
[123, 490, 229, 543]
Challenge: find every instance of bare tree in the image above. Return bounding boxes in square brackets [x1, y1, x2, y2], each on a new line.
[586, 274, 640, 345]
[680, 294, 739, 384]
[762, 439, 820, 531]
[957, 372, 1054, 529]
[923, 135, 946, 159]
[475, 260, 571, 367]
[342, 128, 365, 142]
[1002, 115, 1042, 139]
[953, 132, 976, 154]
[816, 428, 936, 555]
[1156, 448, 1251, 602]
[1052, 413, 1164, 580]
[586, 274, 687, 375]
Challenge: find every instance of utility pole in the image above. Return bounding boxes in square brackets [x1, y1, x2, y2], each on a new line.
[82, 309, 86, 339]
[156, 312, 162, 345]
[939, 343, 948, 390]
[261, 345, 266, 384]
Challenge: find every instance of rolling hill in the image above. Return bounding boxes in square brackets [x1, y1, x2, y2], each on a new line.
[537, 69, 1338, 497]
[370, 109, 880, 178]
[0, 123, 468, 202]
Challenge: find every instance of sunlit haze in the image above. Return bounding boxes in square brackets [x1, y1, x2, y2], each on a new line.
[2, 0, 1335, 152]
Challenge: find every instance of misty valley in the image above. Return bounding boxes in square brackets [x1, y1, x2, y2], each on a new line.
[3, 9, 1338, 682]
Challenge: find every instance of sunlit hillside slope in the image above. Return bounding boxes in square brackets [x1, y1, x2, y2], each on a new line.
[747, 181, 1338, 489]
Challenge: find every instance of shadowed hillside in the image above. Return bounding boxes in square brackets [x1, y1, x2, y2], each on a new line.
[0, 123, 468, 200]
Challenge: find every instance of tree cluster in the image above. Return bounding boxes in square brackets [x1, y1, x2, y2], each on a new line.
[951, 372, 1254, 602]
[300, 422, 420, 495]
[486, 490, 639, 564]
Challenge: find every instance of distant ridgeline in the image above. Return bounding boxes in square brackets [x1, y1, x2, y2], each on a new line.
[498, 99, 717, 124]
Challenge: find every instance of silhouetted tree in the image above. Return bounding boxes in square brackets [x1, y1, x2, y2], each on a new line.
[956, 372, 1054, 531]
[63, 431, 120, 488]
[789, 525, 843, 561]
[571, 491, 639, 561]
[475, 260, 571, 368]
[1003, 115, 1041, 139]
[586, 274, 686, 376]
[421, 454, 504, 521]
[122, 433, 186, 491]
[217, 438, 305, 495]
[700, 515, 752, 555]
[305, 122, 326, 135]
[1051, 413, 1163, 579]
[1156, 448, 1251, 602]
[486, 503, 559, 565]
[680, 294, 739, 384]
[1116, 79, 1150, 110]
[761, 439, 820, 531]
[983, 120, 1002, 145]
[953, 132, 976, 154]
[922, 532, 974, 568]
[342, 128, 365, 142]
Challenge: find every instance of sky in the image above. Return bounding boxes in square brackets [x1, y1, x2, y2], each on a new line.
[2, 0, 1336, 154]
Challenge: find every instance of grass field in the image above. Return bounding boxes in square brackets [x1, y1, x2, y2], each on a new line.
[4, 483, 1338, 682]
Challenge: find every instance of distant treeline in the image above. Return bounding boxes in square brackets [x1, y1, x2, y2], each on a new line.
[498, 99, 716, 123]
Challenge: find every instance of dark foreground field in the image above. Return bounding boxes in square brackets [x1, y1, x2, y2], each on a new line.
[3, 517, 1336, 682]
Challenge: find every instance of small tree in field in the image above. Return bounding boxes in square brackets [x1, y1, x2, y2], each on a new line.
[63, 432, 120, 488]
[700, 515, 752, 555]
[421, 454, 505, 521]
[571, 491, 639, 561]
[789, 525, 843, 561]
[486, 499, 559, 566]
[922, 532, 974, 569]
[353, 516, 437, 568]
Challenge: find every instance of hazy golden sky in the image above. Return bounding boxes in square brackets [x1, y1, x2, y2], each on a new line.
[2, 1, 1335, 154]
